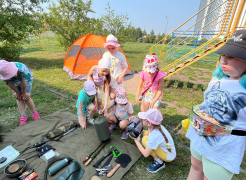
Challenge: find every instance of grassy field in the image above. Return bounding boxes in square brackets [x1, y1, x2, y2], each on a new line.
[0, 37, 245, 180]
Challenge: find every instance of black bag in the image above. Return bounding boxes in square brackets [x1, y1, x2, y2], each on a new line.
[127, 118, 143, 138]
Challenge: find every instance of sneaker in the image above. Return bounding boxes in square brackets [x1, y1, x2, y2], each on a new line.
[20, 115, 28, 125]
[147, 160, 165, 173]
[32, 111, 40, 120]
[121, 131, 128, 140]
[87, 117, 94, 125]
[109, 124, 116, 132]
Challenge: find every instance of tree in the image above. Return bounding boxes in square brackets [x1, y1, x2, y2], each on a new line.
[100, 4, 130, 43]
[46, 0, 100, 50]
[148, 29, 156, 43]
[0, 0, 48, 60]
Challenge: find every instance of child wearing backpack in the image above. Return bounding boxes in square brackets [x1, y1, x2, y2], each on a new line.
[0, 60, 40, 125]
[105, 87, 134, 139]
[103, 34, 128, 99]
[187, 29, 246, 180]
[130, 109, 176, 173]
[87, 57, 111, 121]
[136, 54, 166, 112]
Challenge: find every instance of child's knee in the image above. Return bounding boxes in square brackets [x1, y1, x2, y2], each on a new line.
[119, 120, 129, 129]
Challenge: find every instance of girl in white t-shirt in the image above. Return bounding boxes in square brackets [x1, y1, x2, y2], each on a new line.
[105, 87, 134, 139]
[103, 34, 128, 99]
[130, 109, 176, 173]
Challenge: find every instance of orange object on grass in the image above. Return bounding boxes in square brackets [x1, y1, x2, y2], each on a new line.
[63, 34, 131, 80]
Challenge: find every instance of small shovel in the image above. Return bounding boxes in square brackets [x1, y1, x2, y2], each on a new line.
[107, 154, 131, 178]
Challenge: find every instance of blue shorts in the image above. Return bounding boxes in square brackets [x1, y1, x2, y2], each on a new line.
[13, 84, 32, 93]
[77, 103, 92, 117]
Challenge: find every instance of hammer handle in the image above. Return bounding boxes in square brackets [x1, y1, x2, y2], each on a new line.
[107, 164, 121, 177]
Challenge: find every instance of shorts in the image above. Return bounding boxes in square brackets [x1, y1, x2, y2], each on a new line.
[77, 103, 92, 117]
[143, 96, 160, 107]
[110, 113, 129, 125]
[190, 146, 233, 180]
[14, 84, 32, 93]
[96, 86, 102, 99]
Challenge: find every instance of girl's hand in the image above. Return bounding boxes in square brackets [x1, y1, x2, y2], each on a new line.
[129, 134, 137, 140]
[98, 109, 103, 115]
[135, 97, 139, 106]
[14, 92, 22, 100]
[80, 121, 87, 129]
[129, 116, 136, 121]
[21, 93, 30, 101]
[150, 101, 155, 108]
[117, 77, 123, 84]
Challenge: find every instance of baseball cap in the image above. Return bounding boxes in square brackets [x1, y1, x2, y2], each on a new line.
[84, 80, 96, 96]
[215, 29, 246, 61]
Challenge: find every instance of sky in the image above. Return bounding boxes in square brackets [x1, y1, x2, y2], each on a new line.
[42, 0, 201, 35]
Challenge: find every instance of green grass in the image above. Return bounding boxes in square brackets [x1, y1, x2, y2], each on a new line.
[1, 37, 245, 180]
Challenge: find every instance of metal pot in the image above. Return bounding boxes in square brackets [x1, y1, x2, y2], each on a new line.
[4, 159, 27, 178]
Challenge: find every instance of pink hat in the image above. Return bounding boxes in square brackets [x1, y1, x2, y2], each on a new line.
[84, 80, 97, 96]
[0, 60, 18, 80]
[115, 87, 128, 104]
[104, 34, 121, 48]
[138, 109, 163, 125]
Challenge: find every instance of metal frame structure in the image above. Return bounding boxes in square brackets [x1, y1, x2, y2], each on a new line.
[150, 0, 246, 79]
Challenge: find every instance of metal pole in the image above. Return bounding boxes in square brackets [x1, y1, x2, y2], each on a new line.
[164, 16, 168, 44]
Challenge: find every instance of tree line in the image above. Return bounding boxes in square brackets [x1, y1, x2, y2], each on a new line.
[0, 0, 170, 60]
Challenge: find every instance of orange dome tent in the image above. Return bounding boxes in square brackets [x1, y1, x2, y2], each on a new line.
[63, 33, 132, 80]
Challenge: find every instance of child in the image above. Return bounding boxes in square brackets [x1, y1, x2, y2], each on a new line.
[103, 34, 128, 99]
[105, 87, 134, 139]
[186, 29, 246, 180]
[76, 80, 97, 129]
[0, 60, 40, 125]
[136, 55, 166, 112]
[130, 109, 176, 173]
[87, 57, 111, 116]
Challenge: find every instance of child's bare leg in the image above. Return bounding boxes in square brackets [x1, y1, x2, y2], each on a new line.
[25, 93, 36, 112]
[119, 120, 129, 130]
[141, 99, 149, 112]
[88, 103, 96, 119]
[97, 98, 103, 111]
[188, 155, 204, 180]
[106, 113, 117, 125]
[78, 115, 86, 129]
[16, 98, 26, 115]
[109, 87, 116, 99]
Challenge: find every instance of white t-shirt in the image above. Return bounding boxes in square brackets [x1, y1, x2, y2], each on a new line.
[147, 125, 176, 161]
[186, 77, 246, 174]
[110, 100, 133, 120]
[103, 51, 128, 88]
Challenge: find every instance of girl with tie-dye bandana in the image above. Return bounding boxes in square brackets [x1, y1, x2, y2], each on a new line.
[136, 54, 166, 112]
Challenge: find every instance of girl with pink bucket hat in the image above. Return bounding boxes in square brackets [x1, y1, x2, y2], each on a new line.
[103, 34, 128, 99]
[104, 87, 134, 139]
[0, 60, 40, 125]
[130, 109, 176, 173]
